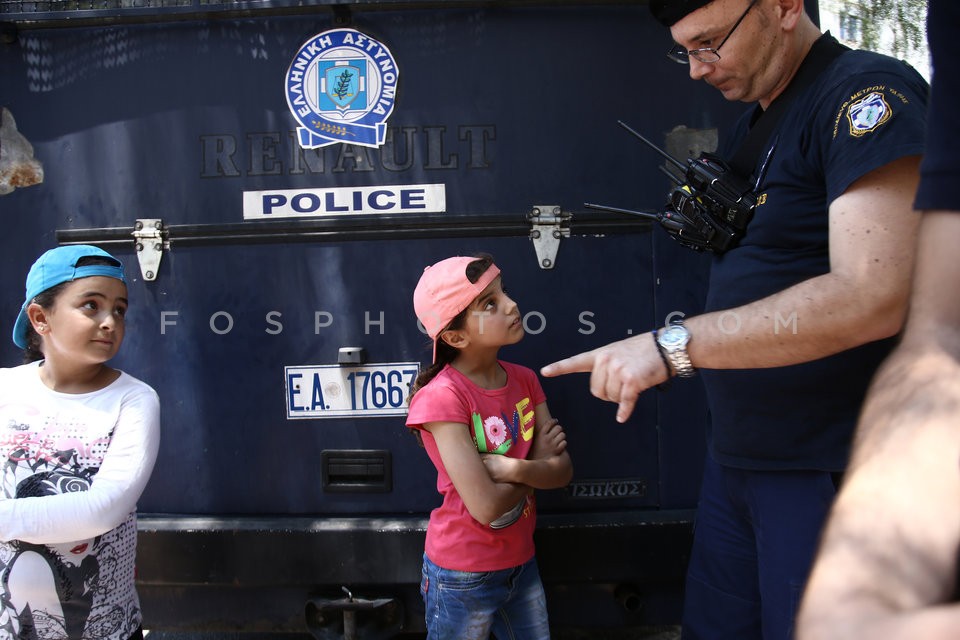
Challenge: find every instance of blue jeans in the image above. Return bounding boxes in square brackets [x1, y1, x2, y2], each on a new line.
[681, 455, 839, 640]
[420, 553, 551, 640]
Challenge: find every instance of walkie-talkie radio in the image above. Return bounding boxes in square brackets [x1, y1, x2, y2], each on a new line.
[587, 120, 761, 253]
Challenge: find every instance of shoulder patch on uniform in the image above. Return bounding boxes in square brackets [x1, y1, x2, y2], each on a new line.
[846, 91, 892, 137]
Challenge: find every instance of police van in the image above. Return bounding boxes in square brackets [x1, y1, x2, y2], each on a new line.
[0, 0, 800, 635]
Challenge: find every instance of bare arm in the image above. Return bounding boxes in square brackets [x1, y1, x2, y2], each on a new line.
[687, 154, 920, 367]
[542, 155, 922, 422]
[425, 420, 529, 526]
[797, 211, 960, 640]
[481, 402, 574, 489]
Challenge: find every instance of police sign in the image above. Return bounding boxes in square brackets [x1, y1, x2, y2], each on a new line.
[242, 183, 446, 218]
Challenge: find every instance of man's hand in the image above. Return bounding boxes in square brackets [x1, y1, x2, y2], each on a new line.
[541, 333, 670, 423]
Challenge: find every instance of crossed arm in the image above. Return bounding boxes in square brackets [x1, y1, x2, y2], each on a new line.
[541, 155, 922, 422]
[796, 211, 960, 639]
[0, 388, 160, 544]
[425, 401, 573, 526]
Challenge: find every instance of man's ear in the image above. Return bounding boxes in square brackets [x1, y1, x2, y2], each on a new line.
[776, 0, 805, 31]
[439, 328, 468, 350]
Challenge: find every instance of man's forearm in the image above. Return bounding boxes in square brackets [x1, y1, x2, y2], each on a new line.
[798, 339, 960, 639]
[685, 270, 905, 371]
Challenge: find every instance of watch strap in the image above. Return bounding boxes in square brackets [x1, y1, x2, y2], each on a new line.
[667, 344, 696, 378]
[660, 323, 697, 378]
[652, 330, 674, 386]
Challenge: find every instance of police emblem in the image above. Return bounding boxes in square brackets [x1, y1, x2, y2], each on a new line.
[285, 28, 399, 149]
[846, 91, 892, 137]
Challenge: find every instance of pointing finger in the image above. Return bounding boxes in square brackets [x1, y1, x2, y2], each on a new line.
[541, 350, 597, 378]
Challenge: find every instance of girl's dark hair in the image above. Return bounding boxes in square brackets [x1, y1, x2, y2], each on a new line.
[21, 256, 120, 364]
[407, 253, 495, 402]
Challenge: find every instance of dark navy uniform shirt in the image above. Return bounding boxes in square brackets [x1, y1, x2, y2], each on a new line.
[915, 0, 957, 211]
[702, 35, 929, 471]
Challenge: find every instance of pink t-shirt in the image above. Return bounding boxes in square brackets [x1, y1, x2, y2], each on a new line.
[406, 361, 546, 572]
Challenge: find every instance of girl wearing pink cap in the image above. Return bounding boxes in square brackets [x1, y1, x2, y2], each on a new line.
[406, 253, 573, 640]
[0, 245, 160, 640]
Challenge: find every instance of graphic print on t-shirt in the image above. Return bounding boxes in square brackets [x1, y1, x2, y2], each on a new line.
[0, 394, 143, 640]
[469, 395, 537, 529]
[470, 396, 536, 454]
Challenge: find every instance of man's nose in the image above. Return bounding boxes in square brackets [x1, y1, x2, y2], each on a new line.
[688, 57, 713, 81]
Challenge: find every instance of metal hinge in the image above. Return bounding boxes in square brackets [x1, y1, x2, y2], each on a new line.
[528, 205, 571, 269]
[132, 218, 166, 281]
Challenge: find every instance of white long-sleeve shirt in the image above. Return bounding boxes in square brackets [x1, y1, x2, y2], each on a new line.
[0, 362, 160, 640]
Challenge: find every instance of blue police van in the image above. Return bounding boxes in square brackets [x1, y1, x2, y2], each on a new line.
[0, 0, 813, 636]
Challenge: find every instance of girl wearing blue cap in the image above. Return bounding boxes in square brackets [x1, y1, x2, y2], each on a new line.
[0, 245, 160, 640]
[406, 253, 573, 640]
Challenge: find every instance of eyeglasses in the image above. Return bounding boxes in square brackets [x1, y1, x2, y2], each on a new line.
[667, 0, 758, 64]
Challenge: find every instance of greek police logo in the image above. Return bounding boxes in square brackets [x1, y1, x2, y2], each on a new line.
[846, 91, 891, 137]
[285, 28, 399, 149]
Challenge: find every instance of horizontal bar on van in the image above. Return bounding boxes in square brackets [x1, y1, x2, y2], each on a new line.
[56, 211, 653, 248]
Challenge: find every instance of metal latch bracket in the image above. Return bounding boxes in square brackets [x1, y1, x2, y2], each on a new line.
[528, 205, 571, 269]
[305, 587, 403, 640]
[133, 218, 165, 281]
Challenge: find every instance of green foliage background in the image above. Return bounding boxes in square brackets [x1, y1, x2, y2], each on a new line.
[819, 0, 928, 78]
[829, 0, 927, 57]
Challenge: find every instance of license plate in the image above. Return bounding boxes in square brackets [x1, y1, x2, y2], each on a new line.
[285, 362, 420, 419]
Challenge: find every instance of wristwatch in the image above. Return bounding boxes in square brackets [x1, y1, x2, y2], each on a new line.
[656, 322, 696, 378]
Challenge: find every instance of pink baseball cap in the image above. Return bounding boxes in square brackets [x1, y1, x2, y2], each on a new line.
[413, 256, 501, 362]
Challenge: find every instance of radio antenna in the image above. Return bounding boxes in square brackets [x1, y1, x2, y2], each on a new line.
[617, 120, 687, 173]
[584, 202, 660, 221]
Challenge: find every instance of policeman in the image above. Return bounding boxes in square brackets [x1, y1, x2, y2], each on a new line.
[542, 0, 929, 638]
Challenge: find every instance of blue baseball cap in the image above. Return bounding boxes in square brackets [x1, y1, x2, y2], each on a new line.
[13, 245, 127, 349]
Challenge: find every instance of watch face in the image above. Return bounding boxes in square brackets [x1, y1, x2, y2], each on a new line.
[659, 325, 689, 348]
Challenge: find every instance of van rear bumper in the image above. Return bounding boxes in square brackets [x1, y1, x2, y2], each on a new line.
[136, 510, 694, 633]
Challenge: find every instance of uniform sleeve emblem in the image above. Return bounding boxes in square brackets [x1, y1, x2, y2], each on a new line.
[846, 91, 892, 137]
